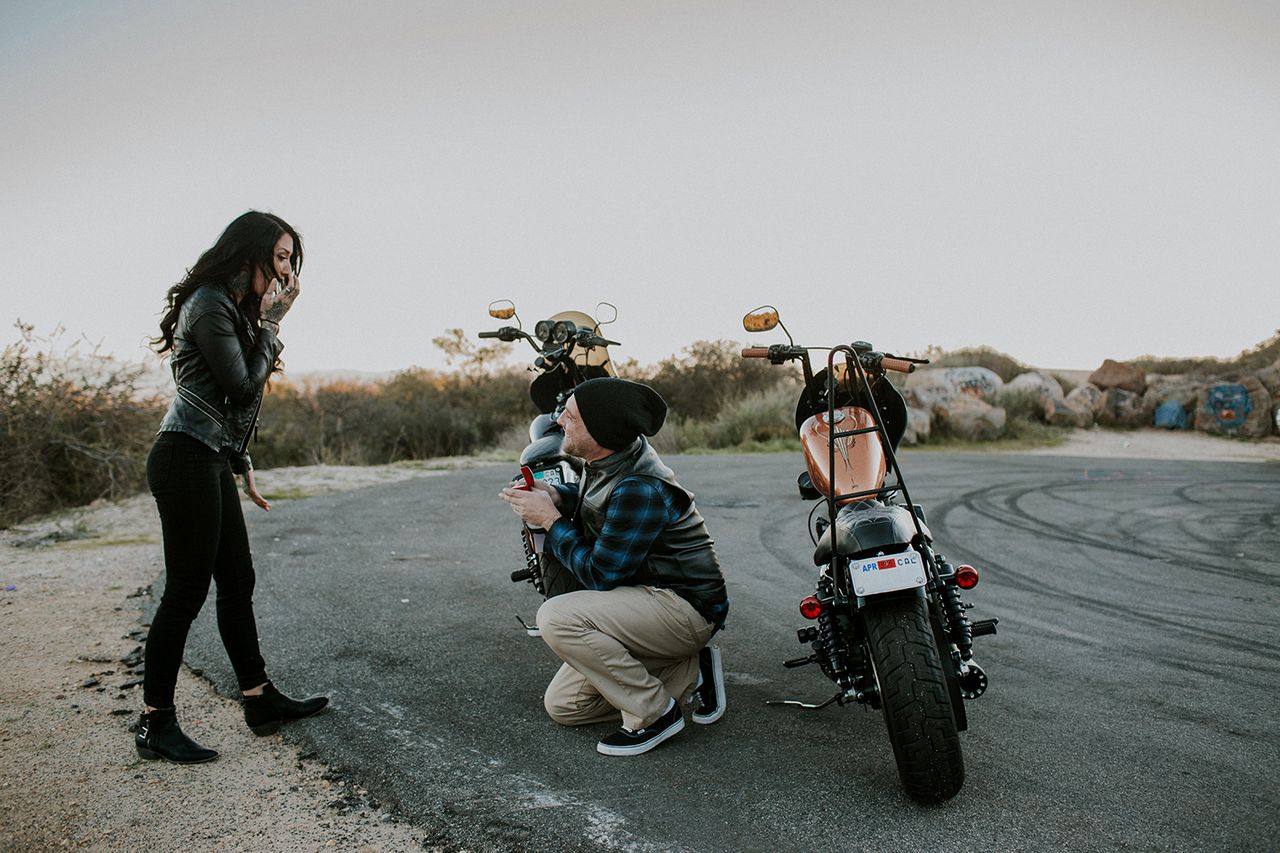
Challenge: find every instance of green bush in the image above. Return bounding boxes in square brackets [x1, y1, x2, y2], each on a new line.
[0, 324, 165, 527]
[636, 340, 785, 420]
[654, 384, 800, 453]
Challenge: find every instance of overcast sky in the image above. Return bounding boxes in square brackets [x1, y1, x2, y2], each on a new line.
[3, 1, 1277, 376]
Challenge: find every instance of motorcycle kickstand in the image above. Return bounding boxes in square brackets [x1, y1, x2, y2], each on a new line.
[765, 692, 842, 711]
[514, 613, 541, 638]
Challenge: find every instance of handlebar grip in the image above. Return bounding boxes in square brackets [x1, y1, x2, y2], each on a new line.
[478, 331, 502, 339]
[881, 357, 916, 373]
[741, 347, 770, 359]
[511, 568, 536, 583]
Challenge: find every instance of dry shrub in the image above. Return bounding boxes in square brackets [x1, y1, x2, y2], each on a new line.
[0, 323, 165, 527]
[634, 340, 785, 421]
[653, 383, 800, 454]
[925, 345, 1027, 383]
[252, 368, 534, 467]
[1129, 330, 1280, 378]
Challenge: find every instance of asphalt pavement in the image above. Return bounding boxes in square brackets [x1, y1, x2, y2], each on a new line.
[182, 451, 1280, 851]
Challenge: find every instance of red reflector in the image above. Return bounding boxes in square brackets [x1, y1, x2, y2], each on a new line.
[955, 564, 980, 590]
[799, 596, 823, 619]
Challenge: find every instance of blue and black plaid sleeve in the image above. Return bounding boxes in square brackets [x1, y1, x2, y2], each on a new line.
[544, 476, 672, 591]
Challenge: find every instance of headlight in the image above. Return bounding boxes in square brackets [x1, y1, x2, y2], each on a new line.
[550, 320, 576, 344]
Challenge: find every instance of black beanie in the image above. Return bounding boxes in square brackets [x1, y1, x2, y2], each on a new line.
[572, 378, 668, 451]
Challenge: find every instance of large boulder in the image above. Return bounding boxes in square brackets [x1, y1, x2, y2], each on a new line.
[1195, 377, 1274, 437]
[1066, 384, 1104, 415]
[900, 406, 932, 446]
[1008, 371, 1064, 403]
[1143, 374, 1200, 407]
[1096, 388, 1146, 427]
[933, 397, 1006, 441]
[1141, 374, 1200, 423]
[1253, 360, 1280, 397]
[905, 367, 1004, 409]
[1089, 359, 1147, 394]
[1045, 396, 1094, 428]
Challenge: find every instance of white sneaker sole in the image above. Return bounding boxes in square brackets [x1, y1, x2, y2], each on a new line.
[596, 715, 686, 756]
[692, 645, 725, 725]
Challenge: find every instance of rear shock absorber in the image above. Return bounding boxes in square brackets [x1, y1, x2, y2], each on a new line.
[816, 603, 848, 683]
[938, 562, 973, 661]
[511, 529, 546, 595]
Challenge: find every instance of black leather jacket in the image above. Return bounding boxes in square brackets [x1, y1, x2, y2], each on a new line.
[156, 284, 282, 473]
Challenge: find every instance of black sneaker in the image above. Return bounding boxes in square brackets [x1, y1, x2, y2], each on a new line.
[691, 645, 725, 724]
[596, 701, 685, 756]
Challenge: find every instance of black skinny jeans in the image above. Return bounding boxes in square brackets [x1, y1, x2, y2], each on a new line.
[143, 431, 267, 708]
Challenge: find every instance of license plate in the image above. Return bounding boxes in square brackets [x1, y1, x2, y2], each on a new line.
[533, 467, 562, 486]
[851, 549, 926, 596]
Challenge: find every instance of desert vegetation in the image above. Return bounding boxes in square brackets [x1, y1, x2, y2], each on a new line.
[6, 320, 1277, 527]
[1, 324, 166, 527]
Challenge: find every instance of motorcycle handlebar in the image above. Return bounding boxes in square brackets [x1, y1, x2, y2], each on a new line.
[880, 357, 916, 373]
[741, 347, 770, 359]
[478, 331, 502, 339]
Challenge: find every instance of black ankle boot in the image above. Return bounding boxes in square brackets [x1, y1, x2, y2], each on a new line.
[243, 681, 329, 736]
[134, 708, 218, 764]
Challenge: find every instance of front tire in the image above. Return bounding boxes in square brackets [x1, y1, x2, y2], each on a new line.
[864, 594, 964, 803]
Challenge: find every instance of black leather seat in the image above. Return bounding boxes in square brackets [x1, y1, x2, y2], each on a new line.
[813, 500, 931, 565]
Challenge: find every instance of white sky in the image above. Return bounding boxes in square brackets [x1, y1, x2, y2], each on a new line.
[2, 1, 1277, 374]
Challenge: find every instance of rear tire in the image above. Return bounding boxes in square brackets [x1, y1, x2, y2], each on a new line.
[864, 594, 964, 803]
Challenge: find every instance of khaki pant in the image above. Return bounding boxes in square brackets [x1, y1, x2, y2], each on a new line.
[536, 586, 716, 731]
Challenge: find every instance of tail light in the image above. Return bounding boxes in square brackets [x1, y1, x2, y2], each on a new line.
[955, 564, 980, 590]
[799, 595, 823, 619]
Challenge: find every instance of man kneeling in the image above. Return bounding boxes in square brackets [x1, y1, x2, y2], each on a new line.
[500, 378, 729, 756]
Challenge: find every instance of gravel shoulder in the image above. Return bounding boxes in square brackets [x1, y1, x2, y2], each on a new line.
[0, 432, 1274, 851]
[0, 460, 497, 853]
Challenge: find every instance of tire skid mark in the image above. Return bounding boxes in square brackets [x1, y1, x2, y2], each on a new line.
[935, 534, 1280, 664]
[759, 500, 823, 582]
[962, 479, 1280, 588]
[929, 477, 1280, 661]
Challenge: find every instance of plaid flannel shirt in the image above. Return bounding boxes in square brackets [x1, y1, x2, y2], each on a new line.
[544, 477, 674, 591]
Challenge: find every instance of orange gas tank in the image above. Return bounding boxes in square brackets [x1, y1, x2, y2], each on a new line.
[800, 406, 886, 503]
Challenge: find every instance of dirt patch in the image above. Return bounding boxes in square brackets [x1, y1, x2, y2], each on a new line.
[1011, 426, 1280, 463]
[0, 461, 490, 852]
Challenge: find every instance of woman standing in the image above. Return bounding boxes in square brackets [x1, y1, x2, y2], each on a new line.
[138, 211, 327, 764]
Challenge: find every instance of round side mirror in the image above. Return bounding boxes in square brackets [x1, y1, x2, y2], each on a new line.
[743, 306, 780, 333]
[489, 299, 516, 320]
[594, 301, 619, 326]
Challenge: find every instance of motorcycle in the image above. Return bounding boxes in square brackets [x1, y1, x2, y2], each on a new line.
[741, 305, 998, 803]
[479, 300, 620, 633]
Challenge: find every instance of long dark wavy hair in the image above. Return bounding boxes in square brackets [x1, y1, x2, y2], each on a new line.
[153, 211, 303, 372]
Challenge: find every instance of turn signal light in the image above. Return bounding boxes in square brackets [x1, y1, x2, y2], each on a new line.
[955, 564, 980, 590]
[799, 596, 824, 619]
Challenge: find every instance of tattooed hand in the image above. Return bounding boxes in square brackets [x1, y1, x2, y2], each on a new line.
[260, 271, 301, 324]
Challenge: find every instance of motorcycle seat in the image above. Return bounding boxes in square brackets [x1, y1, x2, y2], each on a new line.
[813, 500, 930, 565]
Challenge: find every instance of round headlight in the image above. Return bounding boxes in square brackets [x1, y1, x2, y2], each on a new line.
[550, 320, 575, 344]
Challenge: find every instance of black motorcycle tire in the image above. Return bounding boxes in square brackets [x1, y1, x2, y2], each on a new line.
[864, 594, 965, 804]
[539, 553, 585, 600]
